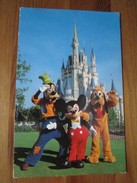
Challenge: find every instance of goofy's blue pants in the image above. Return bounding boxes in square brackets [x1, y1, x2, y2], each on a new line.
[24, 118, 68, 166]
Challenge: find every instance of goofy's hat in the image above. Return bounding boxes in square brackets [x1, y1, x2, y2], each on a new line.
[39, 73, 52, 85]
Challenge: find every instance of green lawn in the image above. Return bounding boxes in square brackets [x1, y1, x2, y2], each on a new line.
[14, 132, 126, 178]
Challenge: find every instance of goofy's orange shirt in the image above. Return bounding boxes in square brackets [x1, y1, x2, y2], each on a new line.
[32, 96, 57, 119]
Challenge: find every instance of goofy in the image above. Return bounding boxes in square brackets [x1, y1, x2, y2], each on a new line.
[22, 73, 68, 170]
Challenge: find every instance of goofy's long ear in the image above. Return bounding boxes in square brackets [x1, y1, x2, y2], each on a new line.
[103, 94, 108, 113]
[77, 94, 86, 110]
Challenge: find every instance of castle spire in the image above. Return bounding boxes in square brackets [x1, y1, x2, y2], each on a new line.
[73, 23, 78, 43]
[111, 79, 117, 92]
[56, 79, 64, 98]
[61, 62, 65, 70]
[91, 48, 96, 60]
[71, 23, 79, 65]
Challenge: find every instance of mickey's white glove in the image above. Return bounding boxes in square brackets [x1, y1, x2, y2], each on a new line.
[47, 122, 57, 130]
[39, 84, 50, 93]
[90, 126, 97, 136]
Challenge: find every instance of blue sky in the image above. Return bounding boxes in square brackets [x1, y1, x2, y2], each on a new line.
[17, 8, 123, 108]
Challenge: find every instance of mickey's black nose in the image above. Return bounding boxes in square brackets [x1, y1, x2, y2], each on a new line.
[51, 91, 56, 95]
[72, 111, 76, 114]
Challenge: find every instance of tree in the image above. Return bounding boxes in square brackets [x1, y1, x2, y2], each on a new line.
[15, 55, 32, 122]
[108, 108, 119, 130]
[29, 106, 41, 122]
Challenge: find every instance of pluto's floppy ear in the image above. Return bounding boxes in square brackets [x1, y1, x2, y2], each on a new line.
[103, 94, 108, 113]
[77, 94, 86, 110]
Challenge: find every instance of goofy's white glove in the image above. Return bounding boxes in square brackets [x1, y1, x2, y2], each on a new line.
[90, 125, 97, 136]
[47, 122, 57, 130]
[39, 84, 50, 93]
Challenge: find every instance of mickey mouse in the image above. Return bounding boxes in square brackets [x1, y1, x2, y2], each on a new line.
[55, 95, 97, 168]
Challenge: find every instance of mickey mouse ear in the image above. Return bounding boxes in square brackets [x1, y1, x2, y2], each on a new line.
[54, 98, 67, 113]
[77, 94, 86, 109]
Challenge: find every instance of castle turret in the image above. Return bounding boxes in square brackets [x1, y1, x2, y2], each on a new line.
[64, 75, 73, 102]
[81, 65, 88, 94]
[90, 77, 96, 89]
[90, 49, 98, 86]
[72, 65, 79, 99]
[56, 79, 64, 98]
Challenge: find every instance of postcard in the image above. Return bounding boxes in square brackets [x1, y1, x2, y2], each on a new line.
[14, 7, 126, 178]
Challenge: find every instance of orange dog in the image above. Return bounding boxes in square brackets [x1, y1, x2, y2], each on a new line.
[86, 86, 118, 163]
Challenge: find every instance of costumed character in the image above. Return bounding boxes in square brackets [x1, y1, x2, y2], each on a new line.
[85, 85, 118, 163]
[55, 95, 97, 168]
[22, 73, 68, 170]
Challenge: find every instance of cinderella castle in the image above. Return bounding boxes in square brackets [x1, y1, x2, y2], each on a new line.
[56, 24, 106, 102]
[56, 24, 124, 128]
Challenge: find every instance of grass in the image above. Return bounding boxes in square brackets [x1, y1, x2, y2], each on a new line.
[14, 132, 126, 178]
